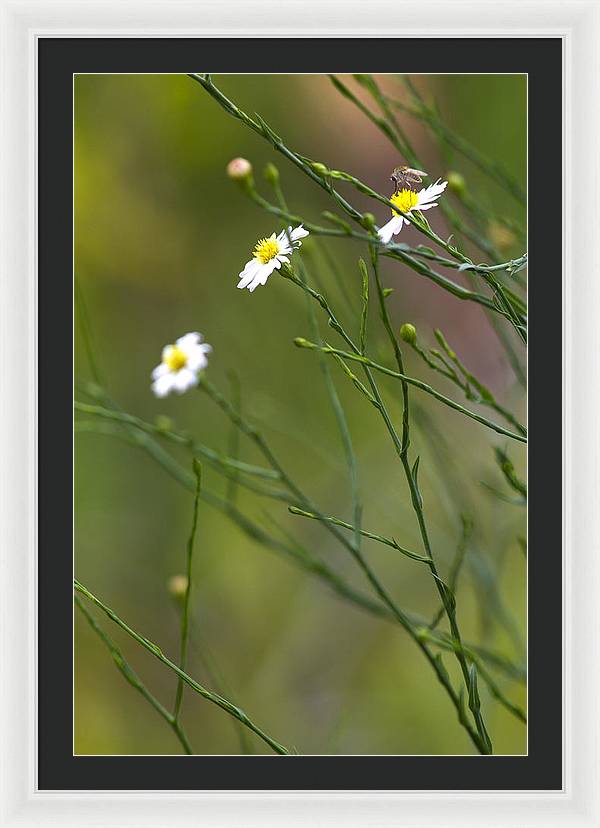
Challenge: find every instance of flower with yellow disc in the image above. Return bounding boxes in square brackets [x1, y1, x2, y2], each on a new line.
[378, 179, 448, 244]
[151, 332, 212, 398]
[237, 225, 309, 293]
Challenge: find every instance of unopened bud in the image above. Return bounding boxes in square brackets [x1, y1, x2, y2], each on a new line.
[155, 415, 173, 432]
[293, 337, 316, 350]
[263, 163, 280, 185]
[361, 212, 376, 232]
[167, 574, 188, 604]
[311, 162, 329, 177]
[226, 157, 253, 181]
[447, 171, 466, 195]
[399, 323, 417, 345]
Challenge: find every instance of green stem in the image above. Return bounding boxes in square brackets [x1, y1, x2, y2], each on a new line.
[74, 580, 290, 755]
[288, 506, 432, 563]
[368, 248, 492, 754]
[173, 460, 202, 723]
[75, 596, 194, 754]
[191, 73, 526, 338]
[293, 339, 526, 444]
[77, 384, 526, 719]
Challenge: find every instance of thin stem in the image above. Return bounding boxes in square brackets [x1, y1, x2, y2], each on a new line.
[190, 73, 526, 337]
[74, 401, 280, 481]
[77, 385, 526, 715]
[173, 460, 202, 723]
[429, 516, 472, 630]
[288, 506, 432, 563]
[74, 580, 290, 755]
[283, 253, 492, 752]
[195, 379, 486, 752]
[368, 248, 492, 753]
[399, 75, 526, 205]
[75, 596, 194, 754]
[408, 330, 527, 436]
[293, 339, 526, 444]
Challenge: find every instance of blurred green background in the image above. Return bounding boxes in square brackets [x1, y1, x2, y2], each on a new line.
[74, 74, 527, 756]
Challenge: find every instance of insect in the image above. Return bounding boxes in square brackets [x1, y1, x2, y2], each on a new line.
[390, 166, 428, 195]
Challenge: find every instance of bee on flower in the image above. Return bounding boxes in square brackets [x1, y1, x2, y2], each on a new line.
[151, 332, 212, 398]
[378, 179, 448, 244]
[237, 225, 309, 292]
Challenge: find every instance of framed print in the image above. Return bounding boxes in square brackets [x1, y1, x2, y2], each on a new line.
[1, 1, 599, 826]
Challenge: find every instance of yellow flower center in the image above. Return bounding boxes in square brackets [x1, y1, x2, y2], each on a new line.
[253, 237, 280, 264]
[163, 345, 187, 372]
[391, 189, 419, 216]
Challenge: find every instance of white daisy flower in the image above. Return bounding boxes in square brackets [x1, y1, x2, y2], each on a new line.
[237, 225, 309, 292]
[377, 179, 448, 244]
[151, 332, 212, 398]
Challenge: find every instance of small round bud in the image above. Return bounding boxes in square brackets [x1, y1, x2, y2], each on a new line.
[155, 414, 173, 432]
[447, 171, 466, 195]
[167, 574, 188, 604]
[263, 162, 280, 185]
[226, 157, 253, 181]
[361, 212, 376, 232]
[311, 162, 329, 177]
[399, 323, 417, 345]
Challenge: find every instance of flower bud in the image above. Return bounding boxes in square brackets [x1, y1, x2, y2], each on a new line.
[447, 171, 466, 196]
[263, 162, 280, 185]
[311, 161, 329, 177]
[167, 574, 188, 604]
[399, 323, 417, 345]
[155, 414, 173, 432]
[293, 337, 316, 350]
[226, 157, 253, 181]
[361, 212, 376, 232]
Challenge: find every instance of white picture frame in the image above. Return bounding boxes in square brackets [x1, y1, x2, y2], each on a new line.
[1, 0, 598, 825]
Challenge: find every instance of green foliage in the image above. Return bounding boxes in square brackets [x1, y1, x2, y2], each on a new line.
[75, 73, 527, 756]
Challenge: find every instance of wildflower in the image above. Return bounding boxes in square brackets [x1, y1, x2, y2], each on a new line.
[378, 180, 448, 244]
[237, 225, 309, 292]
[151, 332, 211, 398]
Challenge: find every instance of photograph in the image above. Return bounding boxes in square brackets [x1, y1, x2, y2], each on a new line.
[74, 72, 527, 757]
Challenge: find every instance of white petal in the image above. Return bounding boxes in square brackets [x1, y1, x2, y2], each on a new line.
[277, 255, 290, 264]
[247, 260, 278, 292]
[238, 260, 263, 289]
[152, 363, 169, 380]
[239, 257, 259, 278]
[173, 368, 199, 394]
[417, 202, 438, 211]
[185, 348, 209, 372]
[152, 373, 175, 398]
[176, 332, 202, 349]
[377, 216, 404, 243]
[291, 225, 309, 241]
[417, 179, 447, 207]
